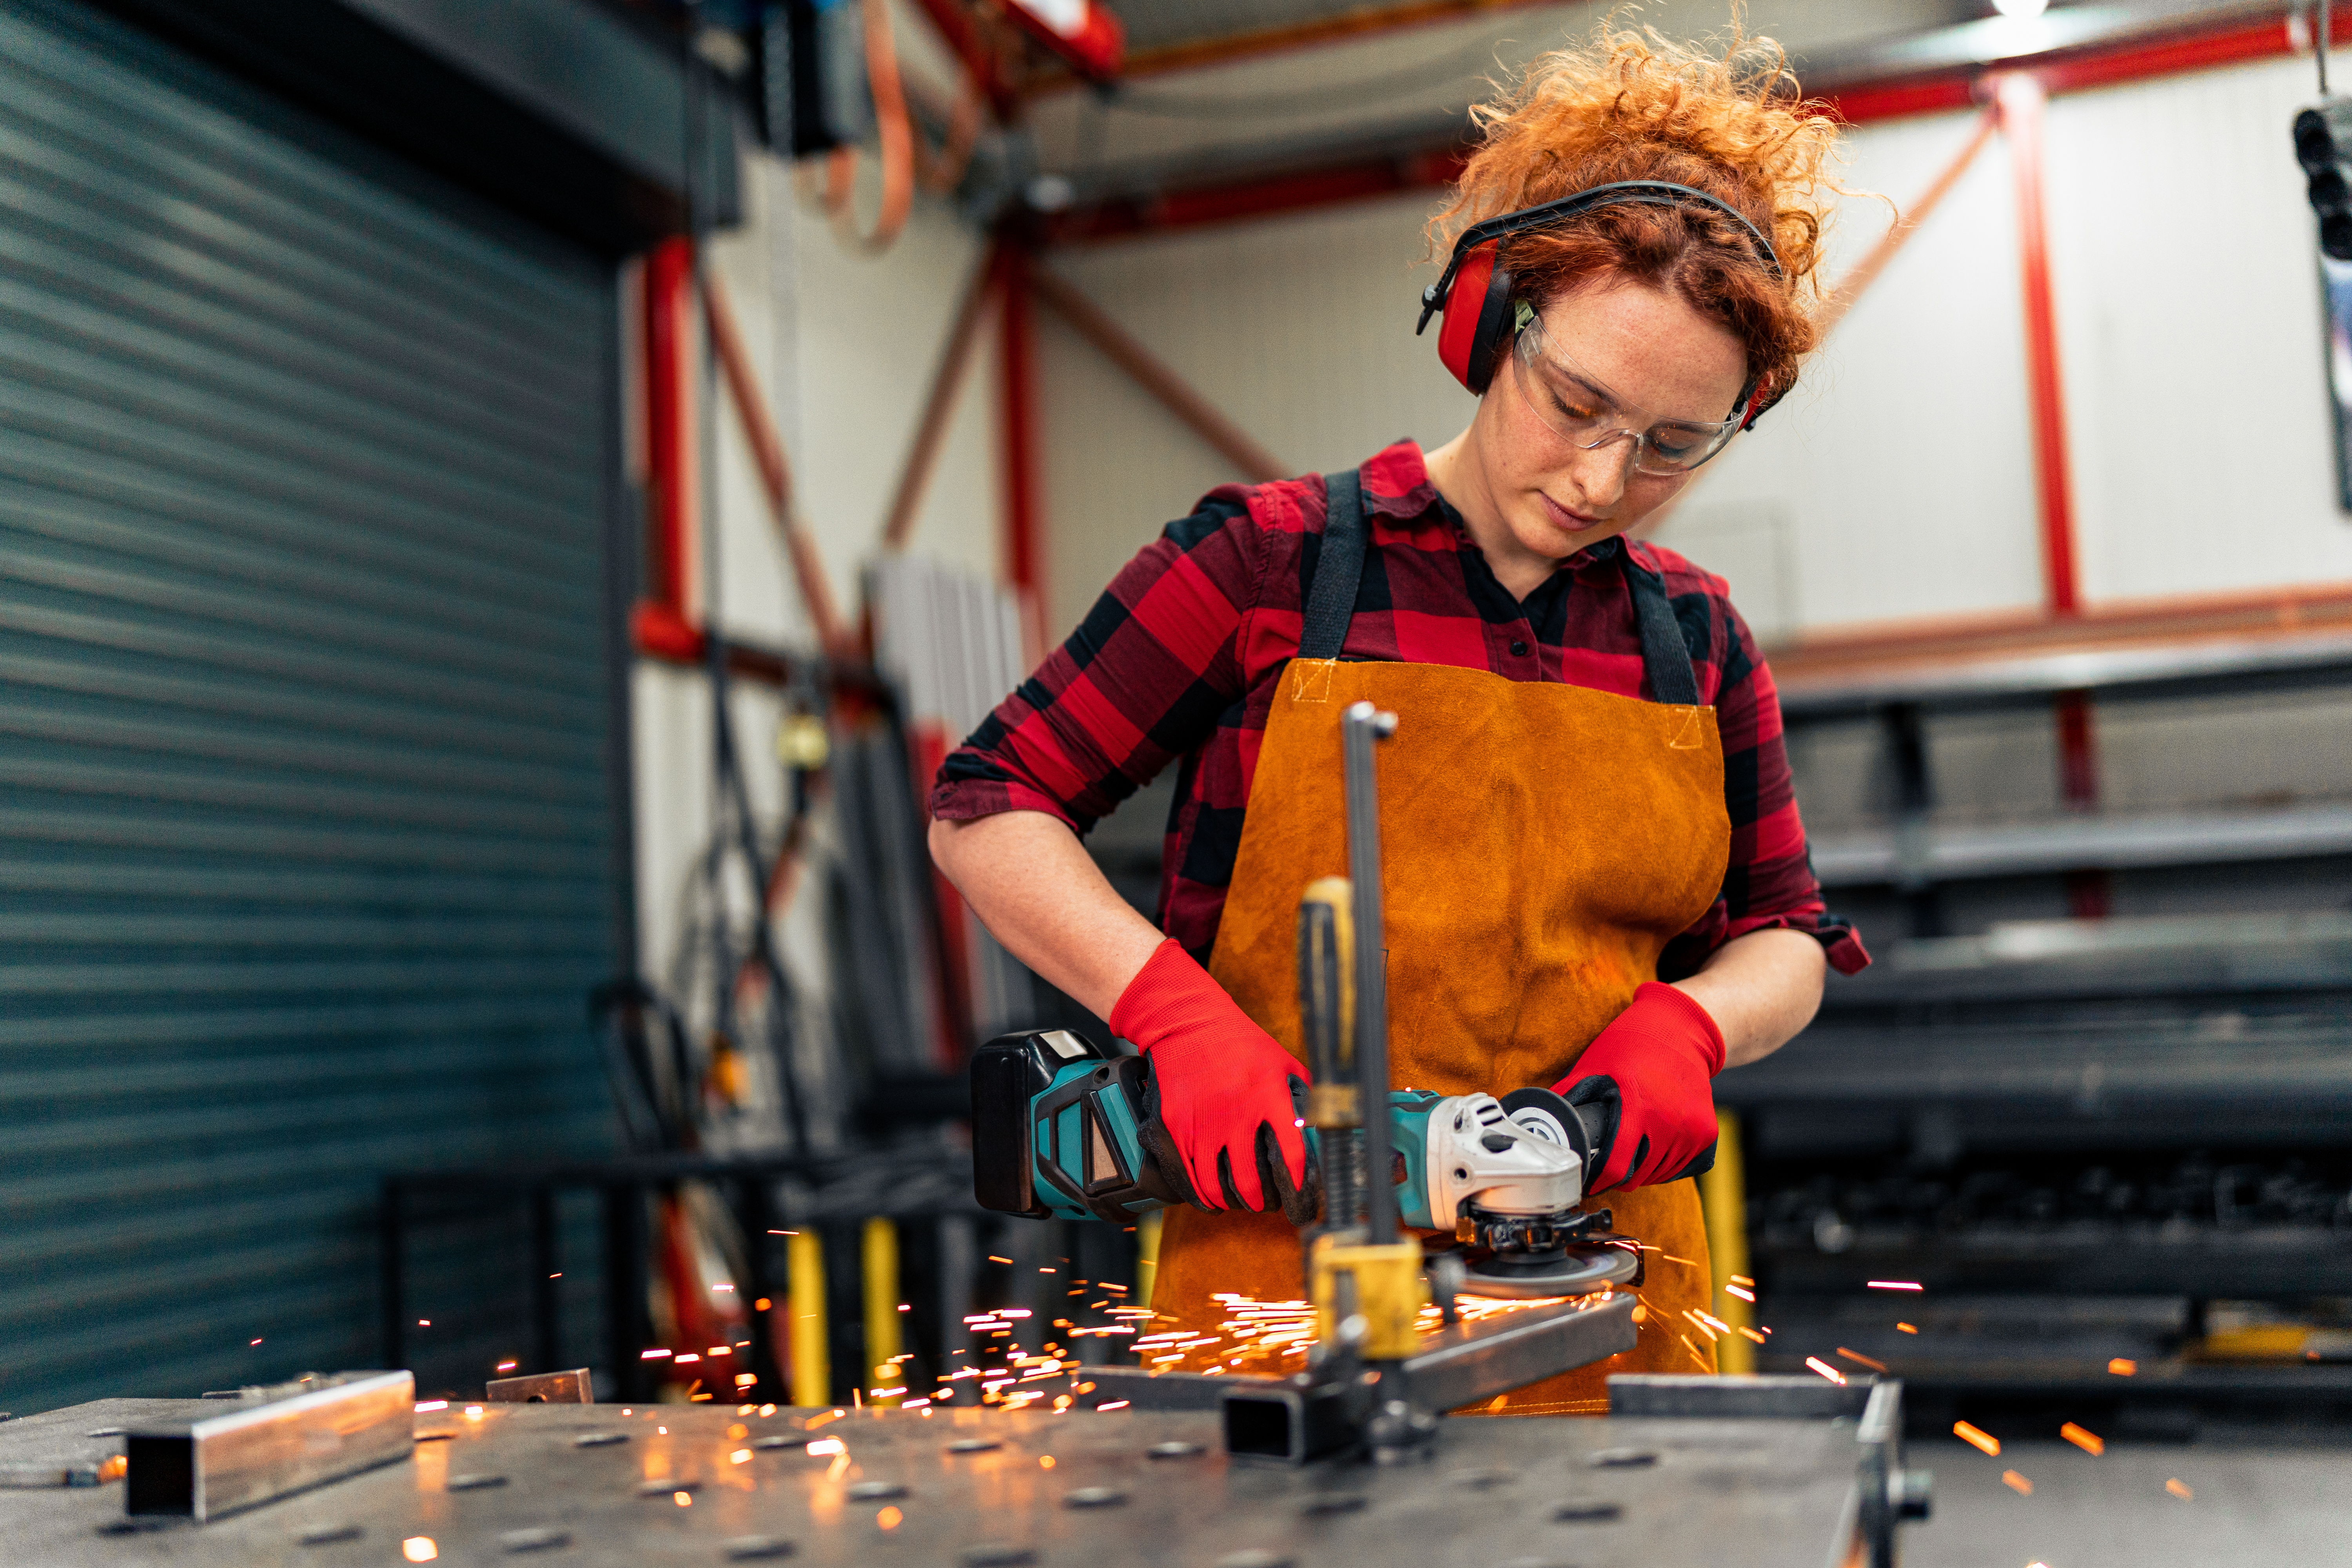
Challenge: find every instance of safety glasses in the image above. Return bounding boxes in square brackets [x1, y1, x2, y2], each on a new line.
[1508, 306, 1745, 477]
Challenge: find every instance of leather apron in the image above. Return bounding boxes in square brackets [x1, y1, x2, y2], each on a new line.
[1152, 470, 1732, 1415]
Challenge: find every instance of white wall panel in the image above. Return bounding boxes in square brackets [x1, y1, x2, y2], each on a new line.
[1042, 107, 2047, 641]
[2043, 55, 2352, 601]
[703, 157, 1000, 647]
[1650, 107, 2044, 631]
[634, 152, 1002, 980]
[1042, 193, 1470, 637]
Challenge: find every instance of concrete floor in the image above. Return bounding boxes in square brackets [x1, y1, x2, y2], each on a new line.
[1904, 1436, 2352, 1567]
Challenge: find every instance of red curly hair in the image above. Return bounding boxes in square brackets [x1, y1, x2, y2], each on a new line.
[1431, 17, 1844, 405]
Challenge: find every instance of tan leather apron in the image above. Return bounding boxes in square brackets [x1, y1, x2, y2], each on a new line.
[1152, 471, 1732, 1415]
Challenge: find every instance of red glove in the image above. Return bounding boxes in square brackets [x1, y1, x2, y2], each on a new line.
[1553, 982, 1724, 1193]
[1109, 940, 1310, 1214]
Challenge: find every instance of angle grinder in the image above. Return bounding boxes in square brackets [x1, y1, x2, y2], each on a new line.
[971, 1028, 1640, 1299]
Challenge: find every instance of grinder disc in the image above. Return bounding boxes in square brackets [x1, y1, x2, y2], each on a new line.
[1457, 1242, 1641, 1300]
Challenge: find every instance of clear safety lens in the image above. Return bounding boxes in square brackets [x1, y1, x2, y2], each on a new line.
[1510, 311, 1743, 476]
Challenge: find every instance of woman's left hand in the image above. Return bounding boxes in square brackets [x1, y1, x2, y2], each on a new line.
[1553, 982, 1724, 1192]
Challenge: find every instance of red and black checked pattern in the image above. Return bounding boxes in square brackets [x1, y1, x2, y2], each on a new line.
[933, 439, 1867, 979]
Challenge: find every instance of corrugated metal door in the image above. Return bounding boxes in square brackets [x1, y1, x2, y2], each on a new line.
[0, 1, 622, 1409]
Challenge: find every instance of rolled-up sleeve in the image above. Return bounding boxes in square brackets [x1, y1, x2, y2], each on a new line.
[1660, 602, 1869, 980]
[931, 499, 1261, 835]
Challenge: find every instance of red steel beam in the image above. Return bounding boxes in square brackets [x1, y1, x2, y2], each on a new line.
[639, 237, 695, 622]
[1996, 73, 2080, 618]
[1825, 10, 2336, 127]
[1025, 0, 1566, 91]
[1994, 73, 2104, 909]
[907, 0, 1015, 118]
[1771, 579, 2352, 673]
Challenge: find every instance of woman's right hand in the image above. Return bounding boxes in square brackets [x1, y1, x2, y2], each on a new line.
[1110, 939, 1310, 1213]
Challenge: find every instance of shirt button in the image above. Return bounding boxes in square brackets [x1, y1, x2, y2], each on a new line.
[1510, 640, 1530, 657]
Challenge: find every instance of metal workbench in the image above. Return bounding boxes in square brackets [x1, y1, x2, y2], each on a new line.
[0, 1381, 1922, 1566]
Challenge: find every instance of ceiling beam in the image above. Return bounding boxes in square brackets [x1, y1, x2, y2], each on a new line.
[1041, 4, 2328, 243]
[1025, 0, 1568, 93]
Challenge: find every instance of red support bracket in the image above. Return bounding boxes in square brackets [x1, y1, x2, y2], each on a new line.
[640, 237, 696, 626]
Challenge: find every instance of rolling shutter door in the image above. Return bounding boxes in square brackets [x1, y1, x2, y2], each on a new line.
[0, 0, 622, 1409]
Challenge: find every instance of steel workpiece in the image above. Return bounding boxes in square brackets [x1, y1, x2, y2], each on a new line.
[1094, 1292, 1643, 1423]
[122, 1373, 415, 1523]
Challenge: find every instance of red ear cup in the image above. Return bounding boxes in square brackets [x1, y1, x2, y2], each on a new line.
[1436, 244, 1500, 390]
[1436, 245, 1520, 394]
[1463, 260, 1517, 394]
[1738, 372, 1771, 430]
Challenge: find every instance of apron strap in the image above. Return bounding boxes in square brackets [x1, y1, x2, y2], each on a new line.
[1301, 474, 1700, 706]
[1297, 468, 1366, 662]
[1621, 548, 1702, 706]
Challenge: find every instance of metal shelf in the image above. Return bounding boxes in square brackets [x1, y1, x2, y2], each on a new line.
[1726, 999, 2352, 1113]
[1750, 1350, 2352, 1406]
[1809, 803, 2352, 887]
[1777, 631, 2352, 721]
[1825, 915, 2352, 1003]
[1753, 1226, 2352, 1298]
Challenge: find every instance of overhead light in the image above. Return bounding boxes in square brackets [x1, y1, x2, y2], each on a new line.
[1025, 174, 1077, 213]
[1992, 0, 2049, 17]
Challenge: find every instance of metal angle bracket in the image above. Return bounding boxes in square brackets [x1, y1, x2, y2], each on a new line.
[125, 1370, 414, 1522]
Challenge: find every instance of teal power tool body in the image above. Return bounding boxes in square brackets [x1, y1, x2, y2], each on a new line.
[971, 1027, 1639, 1298]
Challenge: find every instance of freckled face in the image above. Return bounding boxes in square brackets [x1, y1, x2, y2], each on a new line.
[1470, 275, 1748, 563]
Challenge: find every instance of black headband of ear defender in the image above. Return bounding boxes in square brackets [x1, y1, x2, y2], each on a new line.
[1416, 180, 1784, 335]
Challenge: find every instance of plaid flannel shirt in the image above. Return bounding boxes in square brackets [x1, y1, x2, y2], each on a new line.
[933, 439, 1867, 981]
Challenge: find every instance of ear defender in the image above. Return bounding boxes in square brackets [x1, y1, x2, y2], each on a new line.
[1434, 243, 1520, 394]
[1417, 180, 1787, 407]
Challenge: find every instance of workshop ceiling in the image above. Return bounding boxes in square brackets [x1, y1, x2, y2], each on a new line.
[1024, 0, 2279, 201]
[1102, 0, 1975, 61]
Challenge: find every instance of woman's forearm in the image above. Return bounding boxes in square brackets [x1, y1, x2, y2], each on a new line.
[928, 810, 1169, 1021]
[1671, 927, 1826, 1069]
[932, 810, 1828, 1068]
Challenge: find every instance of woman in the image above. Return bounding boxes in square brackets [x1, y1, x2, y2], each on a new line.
[929, 25, 1868, 1412]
